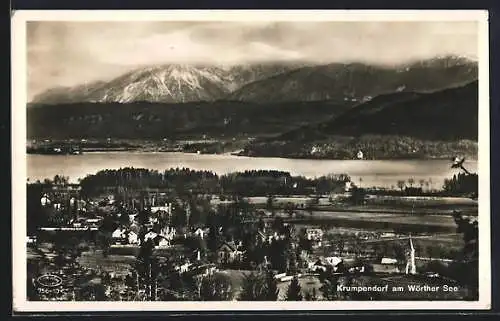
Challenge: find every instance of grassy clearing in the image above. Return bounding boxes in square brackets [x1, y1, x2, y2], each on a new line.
[77, 250, 135, 277]
[290, 210, 458, 228]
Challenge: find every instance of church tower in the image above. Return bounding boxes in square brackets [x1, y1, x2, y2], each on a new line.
[405, 234, 417, 275]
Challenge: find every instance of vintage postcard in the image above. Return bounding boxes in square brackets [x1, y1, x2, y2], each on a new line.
[12, 10, 490, 312]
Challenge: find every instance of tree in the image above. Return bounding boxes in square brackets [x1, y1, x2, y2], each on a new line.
[270, 238, 290, 272]
[238, 272, 266, 301]
[118, 212, 131, 227]
[53, 174, 69, 186]
[443, 172, 478, 197]
[336, 239, 345, 257]
[263, 270, 279, 301]
[137, 208, 151, 227]
[348, 187, 366, 205]
[298, 236, 313, 254]
[304, 288, 318, 301]
[134, 239, 160, 300]
[408, 178, 415, 188]
[285, 276, 303, 301]
[397, 180, 406, 192]
[77, 283, 107, 301]
[287, 247, 298, 275]
[271, 216, 285, 233]
[207, 220, 221, 253]
[393, 243, 407, 264]
[266, 195, 275, 211]
[199, 273, 233, 301]
[257, 217, 265, 231]
[319, 273, 340, 301]
[452, 211, 479, 299]
[284, 202, 295, 218]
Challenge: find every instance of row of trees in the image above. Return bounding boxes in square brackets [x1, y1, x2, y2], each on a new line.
[443, 173, 478, 197]
[77, 168, 349, 197]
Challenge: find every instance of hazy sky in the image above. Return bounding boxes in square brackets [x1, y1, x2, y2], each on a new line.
[27, 21, 478, 100]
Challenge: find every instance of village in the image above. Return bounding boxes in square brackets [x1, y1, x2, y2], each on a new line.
[26, 166, 477, 302]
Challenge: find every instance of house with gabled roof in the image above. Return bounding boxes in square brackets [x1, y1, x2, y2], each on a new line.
[155, 235, 171, 248]
[159, 226, 177, 240]
[112, 228, 125, 239]
[216, 241, 245, 264]
[126, 231, 139, 245]
[144, 230, 159, 242]
[372, 257, 400, 274]
[193, 227, 209, 239]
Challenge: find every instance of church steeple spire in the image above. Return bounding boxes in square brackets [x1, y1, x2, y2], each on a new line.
[406, 234, 417, 275]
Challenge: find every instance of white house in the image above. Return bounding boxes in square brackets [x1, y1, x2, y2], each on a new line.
[325, 256, 343, 267]
[151, 204, 172, 215]
[194, 228, 207, 239]
[381, 257, 398, 265]
[156, 236, 171, 248]
[112, 228, 125, 239]
[305, 228, 323, 241]
[160, 226, 176, 240]
[380, 232, 396, 238]
[85, 218, 101, 225]
[127, 231, 139, 245]
[144, 231, 158, 242]
[199, 264, 217, 276]
[308, 261, 327, 273]
[217, 241, 245, 264]
[40, 194, 51, 206]
[178, 262, 193, 274]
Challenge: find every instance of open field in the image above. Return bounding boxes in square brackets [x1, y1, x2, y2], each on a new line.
[361, 233, 463, 245]
[266, 210, 463, 233]
[248, 195, 478, 207]
[77, 250, 135, 277]
[249, 195, 478, 217]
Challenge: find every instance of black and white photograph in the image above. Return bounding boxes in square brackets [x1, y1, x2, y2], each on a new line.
[12, 10, 490, 311]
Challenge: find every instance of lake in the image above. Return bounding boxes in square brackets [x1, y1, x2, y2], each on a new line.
[26, 152, 477, 189]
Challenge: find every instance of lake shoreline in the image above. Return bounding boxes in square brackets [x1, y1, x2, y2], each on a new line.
[27, 149, 477, 162]
[27, 151, 478, 189]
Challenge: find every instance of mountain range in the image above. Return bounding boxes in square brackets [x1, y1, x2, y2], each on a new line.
[31, 64, 304, 104]
[31, 56, 477, 105]
[228, 56, 477, 103]
[274, 80, 478, 142]
[240, 81, 478, 159]
[28, 55, 479, 159]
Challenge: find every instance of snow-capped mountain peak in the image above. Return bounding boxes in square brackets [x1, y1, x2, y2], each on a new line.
[31, 63, 298, 104]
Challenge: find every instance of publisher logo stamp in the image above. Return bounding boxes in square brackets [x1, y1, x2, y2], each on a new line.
[36, 274, 63, 288]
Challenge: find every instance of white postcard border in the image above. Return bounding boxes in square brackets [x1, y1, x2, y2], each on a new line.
[11, 9, 491, 312]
